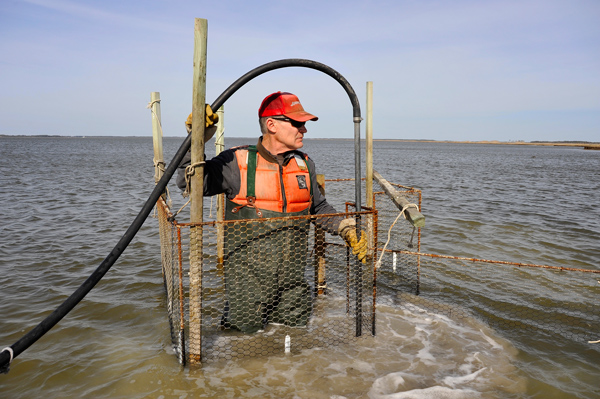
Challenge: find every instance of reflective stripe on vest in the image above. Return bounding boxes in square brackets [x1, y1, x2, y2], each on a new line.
[231, 146, 313, 213]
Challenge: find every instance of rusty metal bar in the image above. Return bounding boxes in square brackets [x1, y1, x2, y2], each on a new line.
[388, 249, 600, 274]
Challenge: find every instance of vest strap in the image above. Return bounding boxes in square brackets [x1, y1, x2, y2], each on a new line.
[247, 145, 258, 198]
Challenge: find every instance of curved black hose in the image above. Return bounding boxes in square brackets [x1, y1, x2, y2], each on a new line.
[0, 58, 360, 372]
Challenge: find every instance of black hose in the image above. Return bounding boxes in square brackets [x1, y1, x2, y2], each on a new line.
[0, 58, 360, 372]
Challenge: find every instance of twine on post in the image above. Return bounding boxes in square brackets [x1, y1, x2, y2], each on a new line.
[146, 99, 164, 137]
[183, 161, 206, 198]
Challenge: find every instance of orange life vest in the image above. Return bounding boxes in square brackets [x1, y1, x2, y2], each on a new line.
[230, 146, 313, 214]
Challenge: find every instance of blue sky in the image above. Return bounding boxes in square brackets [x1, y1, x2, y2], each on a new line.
[1, 0, 599, 141]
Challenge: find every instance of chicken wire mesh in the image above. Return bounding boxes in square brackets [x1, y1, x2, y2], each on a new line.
[156, 185, 378, 365]
[371, 183, 599, 347]
[156, 179, 599, 366]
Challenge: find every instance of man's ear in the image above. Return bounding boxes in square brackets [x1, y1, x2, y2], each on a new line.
[265, 118, 278, 134]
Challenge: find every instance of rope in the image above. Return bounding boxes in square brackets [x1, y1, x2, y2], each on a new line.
[153, 158, 166, 185]
[170, 198, 191, 221]
[153, 158, 166, 173]
[183, 161, 206, 198]
[375, 203, 419, 269]
[146, 99, 161, 108]
[169, 161, 206, 220]
[148, 99, 167, 188]
[146, 99, 164, 138]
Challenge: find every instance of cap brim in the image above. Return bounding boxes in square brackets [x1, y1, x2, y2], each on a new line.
[284, 111, 318, 122]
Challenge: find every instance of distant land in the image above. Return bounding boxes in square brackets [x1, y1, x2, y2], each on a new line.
[372, 139, 600, 150]
[2, 134, 599, 150]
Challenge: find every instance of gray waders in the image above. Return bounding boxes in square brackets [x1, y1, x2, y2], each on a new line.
[221, 147, 313, 333]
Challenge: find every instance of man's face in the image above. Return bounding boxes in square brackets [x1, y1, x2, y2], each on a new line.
[271, 117, 307, 151]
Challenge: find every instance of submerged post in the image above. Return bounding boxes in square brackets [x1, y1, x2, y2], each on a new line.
[189, 17, 208, 365]
[314, 174, 327, 295]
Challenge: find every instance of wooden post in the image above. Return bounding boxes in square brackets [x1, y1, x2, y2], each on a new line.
[314, 174, 327, 295]
[366, 82, 373, 209]
[373, 170, 426, 228]
[365, 82, 374, 259]
[215, 106, 225, 267]
[188, 17, 208, 365]
[150, 92, 165, 185]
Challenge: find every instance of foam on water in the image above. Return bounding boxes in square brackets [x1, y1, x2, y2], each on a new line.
[181, 302, 526, 398]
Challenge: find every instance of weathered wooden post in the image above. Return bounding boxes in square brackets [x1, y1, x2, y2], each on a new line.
[188, 17, 208, 365]
[366, 82, 374, 257]
[215, 105, 225, 267]
[373, 171, 425, 228]
[314, 174, 327, 295]
[150, 92, 165, 185]
[365, 81, 376, 335]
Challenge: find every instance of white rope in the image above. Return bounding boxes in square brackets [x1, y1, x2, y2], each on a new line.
[2, 347, 13, 364]
[167, 161, 206, 220]
[148, 99, 167, 188]
[171, 198, 191, 220]
[183, 161, 206, 198]
[146, 99, 161, 109]
[375, 203, 419, 269]
[589, 340, 600, 344]
[153, 158, 166, 172]
[146, 99, 164, 138]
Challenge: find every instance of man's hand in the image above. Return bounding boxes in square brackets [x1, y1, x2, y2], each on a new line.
[339, 218, 368, 263]
[185, 104, 219, 140]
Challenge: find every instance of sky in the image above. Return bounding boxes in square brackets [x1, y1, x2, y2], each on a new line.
[1, 0, 599, 142]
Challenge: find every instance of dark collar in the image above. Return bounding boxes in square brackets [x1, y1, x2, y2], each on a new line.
[256, 137, 304, 166]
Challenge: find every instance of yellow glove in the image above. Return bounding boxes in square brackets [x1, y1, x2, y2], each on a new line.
[339, 218, 368, 263]
[185, 104, 219, 134]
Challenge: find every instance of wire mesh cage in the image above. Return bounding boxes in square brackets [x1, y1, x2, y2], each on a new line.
[156, 181, 381, 365]
[156, 178, 600, 366]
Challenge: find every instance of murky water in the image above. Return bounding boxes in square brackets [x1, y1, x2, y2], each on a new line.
[0, 136, 598, 398]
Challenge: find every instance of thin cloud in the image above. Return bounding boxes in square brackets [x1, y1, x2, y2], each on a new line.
[21, 0, 186, 34]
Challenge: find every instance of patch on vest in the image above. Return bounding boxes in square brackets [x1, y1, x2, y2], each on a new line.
[294, 155, 308, 171]
[296, 175, 308, 190]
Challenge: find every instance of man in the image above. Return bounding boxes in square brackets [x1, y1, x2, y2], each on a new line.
[177, 91, 366, 333]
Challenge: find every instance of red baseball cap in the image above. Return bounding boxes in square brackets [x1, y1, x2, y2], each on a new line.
[258, 92, 318, 122]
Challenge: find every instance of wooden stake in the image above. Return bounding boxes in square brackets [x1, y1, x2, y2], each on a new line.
[373, 170, 426, 228]
[215, 106, 225, 267]
[314, 174, 326, 295]
[150, 92, 164, 185]
[188, 17, 208, 365]
[365, 82, 374, 259]
[366, 82, 373, 209]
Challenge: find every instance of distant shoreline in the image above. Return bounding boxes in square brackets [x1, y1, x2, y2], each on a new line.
[2, 134, 599, 150]
[372, 139, 600, 150]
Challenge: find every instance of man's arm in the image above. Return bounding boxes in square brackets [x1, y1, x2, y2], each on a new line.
[307, 157, 345, 235]
[176, 149, 241, 198]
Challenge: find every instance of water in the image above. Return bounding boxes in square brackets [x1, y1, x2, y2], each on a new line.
[0, 136, 599, 398]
